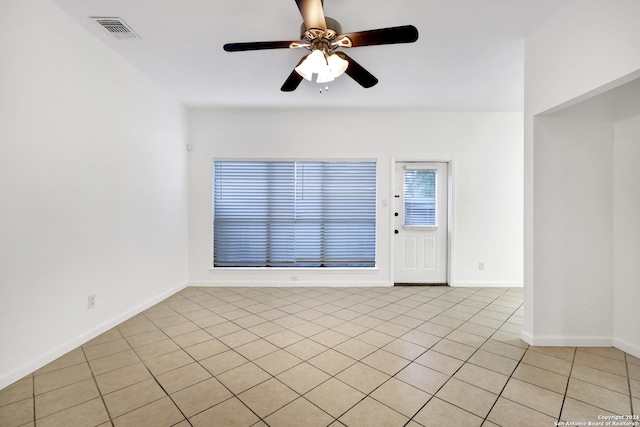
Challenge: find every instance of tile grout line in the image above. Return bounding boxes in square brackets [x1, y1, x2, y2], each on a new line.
[123, 311, 216, 426]
[14, 286, 635, 427]
[179, 289, 341, 426]
[626, 353, 635, 416]
[400, 288, 524, 427]
[556, 347, 578, 424]
[300, 286, 456, 425]
[355, 287, 523, 426]
[443, 289, 524, 422]
[181, 286, 448, 425]
[20, 287, 510, 427]
[79, 345, 115, 427]
[29, 352, 117, 426]
[173, 291, 331, 427]
[32, 373, 36, 427]
[97, 310, 194, 425]
[236, 291, 368, 426]
[478, 299, 529, 426]
[476, 338, 529, 427]
[511, 346, 632, 420]
[399, 289, 496, 426]
[477, 302, 588, 425]
[273, 286, 462, 423]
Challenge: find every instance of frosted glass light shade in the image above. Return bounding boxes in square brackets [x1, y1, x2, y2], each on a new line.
[294, 50, 350, 83]
[327, 54, 348, 78]
[295, 50, 326, 81]
[316, 68, 335, 83]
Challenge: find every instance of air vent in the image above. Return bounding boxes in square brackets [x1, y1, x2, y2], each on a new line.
[91, 17, 140, 40]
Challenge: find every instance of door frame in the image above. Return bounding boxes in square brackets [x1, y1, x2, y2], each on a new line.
[389, 158, 455, 285]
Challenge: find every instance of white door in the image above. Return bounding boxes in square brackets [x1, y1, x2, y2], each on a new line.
[394, 162, 448, 284]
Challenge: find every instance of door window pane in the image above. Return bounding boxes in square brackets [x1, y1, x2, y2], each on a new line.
[404, 169, 437, 227]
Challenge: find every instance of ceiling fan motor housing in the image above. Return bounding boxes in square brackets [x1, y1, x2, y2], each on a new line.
[300, 16, 341, 43]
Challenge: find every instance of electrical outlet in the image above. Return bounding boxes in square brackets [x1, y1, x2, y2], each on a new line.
[88, 295, 95, 309]
[290, 276, 298, 281]
[479, 262, 485, 271]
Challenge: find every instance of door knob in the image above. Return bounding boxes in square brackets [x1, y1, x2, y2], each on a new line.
[394, 230, 399, 234]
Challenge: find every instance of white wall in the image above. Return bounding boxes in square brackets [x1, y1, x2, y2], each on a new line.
[188, 109, 523, 288]
[523, 0, 640, 352]
[613, 83, 640, 354]
[525, 0, 640, 116]
[532, 96, 615, 345]
[528, 80, 640, 355]
[0, 0, 189, 389]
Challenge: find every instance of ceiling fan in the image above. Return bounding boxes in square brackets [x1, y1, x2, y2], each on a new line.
[223, 0, 418, 92]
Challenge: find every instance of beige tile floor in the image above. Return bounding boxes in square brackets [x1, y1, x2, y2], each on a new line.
[1, 286, 639, 427]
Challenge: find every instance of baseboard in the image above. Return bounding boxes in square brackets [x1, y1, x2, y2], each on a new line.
[520, 330, 534, 346]
[0, 281, 188, 390]
[451, 281, 524, 288]
[613, 337, 640, 360]
[188, 280, 393, 288]
[523, 334, 614, 347]
[521, 332, 639, 359]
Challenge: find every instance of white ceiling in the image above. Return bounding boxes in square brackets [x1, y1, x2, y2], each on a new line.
[49, 0, 568, 111]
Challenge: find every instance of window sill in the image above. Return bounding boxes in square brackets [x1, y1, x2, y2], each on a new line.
[208, 267, 379, 273]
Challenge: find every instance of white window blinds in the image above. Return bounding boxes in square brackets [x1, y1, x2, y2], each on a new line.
[404, 169, 437, 227]
[213, 161, 376, 267]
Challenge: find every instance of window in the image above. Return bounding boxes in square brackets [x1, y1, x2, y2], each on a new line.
[213, 160, 376, 267]
[404, 168, 437, 227]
